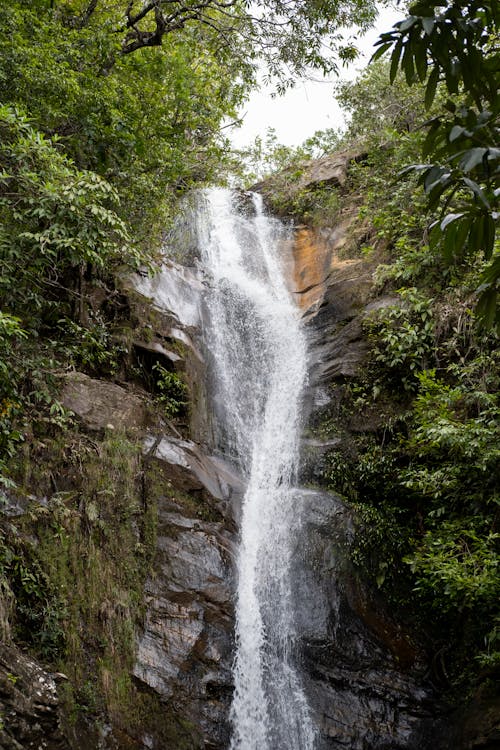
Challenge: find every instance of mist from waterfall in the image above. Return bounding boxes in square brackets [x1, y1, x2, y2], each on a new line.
[197, 188, 316, 750]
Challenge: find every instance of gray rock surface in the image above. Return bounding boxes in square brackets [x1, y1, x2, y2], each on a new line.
[0, 643, 67, 750]
[61, 372, 151, 432]
[279, 205, 452, 749]
[143, 434, 243, 510]
[133, 500, 235, 749]
[253, 150, 360, 199]
[124, 261, 213, 445]
[131, 261, 204, 330]
[291, 490, 447, 750]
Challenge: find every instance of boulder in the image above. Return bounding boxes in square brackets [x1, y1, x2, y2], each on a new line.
[253, 150, 363, 200]
[61, 372, 151, 432]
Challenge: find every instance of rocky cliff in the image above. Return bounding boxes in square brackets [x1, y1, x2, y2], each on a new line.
[1, 171, 497, 750]
[0, 258, 241, 750]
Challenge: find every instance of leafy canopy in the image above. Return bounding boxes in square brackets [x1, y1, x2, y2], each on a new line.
[374, 0, 500, 327]
[97, 0, 378, 82]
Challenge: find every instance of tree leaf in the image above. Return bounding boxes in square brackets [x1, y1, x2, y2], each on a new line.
[415, 38, 428, 81]
[460, 147, 488, 173]
[399, 16, 418, 32]
[371, 41, 393, 62]
[462, 177, 490, 208]
[424, 67, 439, 108]
[422, 16, 435, 35]
[402, 39, 416, 85]
[390, 39, 404, 83]
[483, 213, 496, 259]
[449, 125, 466, 142]
[440, 212, 464, 231]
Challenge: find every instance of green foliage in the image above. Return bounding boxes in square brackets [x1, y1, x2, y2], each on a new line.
[268, 182, 342, 225]
[0, 105, 135, 316]
[0, 104, 137, 485]
[374, 1, 498, 107]
[234, 126, 342, 184]
[350, 503, 410, 590]
[2, 430, 156, 673]
[322, 434, 415, 597]
[0, 314, 27, 486]
[152, 363, 188, 419]
[374, 0, 500, 326]
[366, 288, 435, 390]
[0, 3, 250, 250]
[1, 423, 216, 740]
[290, 56, 500, 678]
[62, 315, 126, 376]
[319, 357, 499, 677]
[113, 0, 378, 81]
[329, 60, 440, 261]
[406, 519, 499, 613]
[0, 528, 67, 659]
[336, 59, 430, 140]
[0, 0, 254, 485]
[401, 369, 500, 512]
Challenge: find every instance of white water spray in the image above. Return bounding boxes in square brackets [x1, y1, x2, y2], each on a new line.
[197, 188, 317, 750]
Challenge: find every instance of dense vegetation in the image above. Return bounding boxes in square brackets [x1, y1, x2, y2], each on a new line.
[0, 0, 252, 488]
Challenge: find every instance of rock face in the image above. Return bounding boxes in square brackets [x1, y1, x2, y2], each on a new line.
[133, 435, 242, 748]
[69, 262, 239, 748]
[144, 435, 243, 512]
[449, 689, 500, 750]
[290, 490, 446, 750]
[124, 259, 213, 446]
[5, 172, 493, 750]
[115, 197, 448, 750]
[133, 502, 234, 749]
[253, 150, 359, 201]
[61, 371, 153, 432]
[0, 643, 67, 750]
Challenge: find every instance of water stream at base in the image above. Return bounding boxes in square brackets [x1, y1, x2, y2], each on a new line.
[197, 188, 317, 750]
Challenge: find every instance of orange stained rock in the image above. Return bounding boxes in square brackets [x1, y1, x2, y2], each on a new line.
[291, 227, 332, 312]
[290, 225, 364, 315]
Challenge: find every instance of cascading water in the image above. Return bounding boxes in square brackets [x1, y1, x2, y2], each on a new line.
[197, 188, 317, 750]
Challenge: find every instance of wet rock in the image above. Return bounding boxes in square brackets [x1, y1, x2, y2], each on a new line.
[132, 338, 183, 367]
[133, 500, 235, 749]
[123, 262, 212, 445]
[143, 435, 243, 516]
[0, 490, 33, 519]
[283, 221, 404, 426]
[290, 225, 371, 319]
[276, 194, 449, 747]
[290, 490, 447, 750]
[450, 686, 500, 750]
[130, 261, 203, 330]
[282, 223, 377, 417]
[311, 316, 369, 383]
[0, 642, 67, 750]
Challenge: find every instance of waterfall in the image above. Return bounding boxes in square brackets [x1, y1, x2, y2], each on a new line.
[197, 188, 316, 750]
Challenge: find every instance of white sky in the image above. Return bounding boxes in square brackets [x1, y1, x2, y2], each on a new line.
[229, 5, 403, 149]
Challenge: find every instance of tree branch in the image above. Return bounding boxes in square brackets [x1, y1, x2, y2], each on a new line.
[121, 0, 239, 54]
